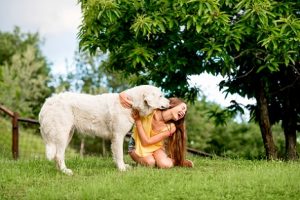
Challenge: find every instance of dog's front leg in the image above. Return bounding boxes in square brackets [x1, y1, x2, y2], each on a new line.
[111, 135, 131, 171]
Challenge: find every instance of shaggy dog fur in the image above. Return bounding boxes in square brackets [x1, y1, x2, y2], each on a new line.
[39, 85, 169, 175]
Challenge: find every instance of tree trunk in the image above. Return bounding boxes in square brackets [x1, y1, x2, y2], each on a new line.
[283, 128, 297, 160]
[256, 80, 277, 159]
[282, 92, 298, 160]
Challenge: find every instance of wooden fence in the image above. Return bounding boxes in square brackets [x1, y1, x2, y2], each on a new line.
[0, 104, 212, 159]
[0, 104, 39, 159]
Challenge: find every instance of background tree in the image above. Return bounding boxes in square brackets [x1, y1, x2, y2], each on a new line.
[56, 49, 131, 94]
[186, 97, 287, 159]
[272, 67, 300, 160]
[0, 27, 52, 117]
[220, 0, 300, 159]
[261, 1, 300, 160]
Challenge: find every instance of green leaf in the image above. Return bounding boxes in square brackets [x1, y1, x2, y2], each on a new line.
[187, 20, 192, 30]
[196, 23, 202, 33]
[257, 65, 266, 73]
[198, 3, 203, 16]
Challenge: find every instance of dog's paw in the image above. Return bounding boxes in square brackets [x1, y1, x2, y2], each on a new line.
[62, 168, 73, 176]
[118, 164, 131, 171]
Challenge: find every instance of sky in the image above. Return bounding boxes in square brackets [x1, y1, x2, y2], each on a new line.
[0, 0, 81, 74]
[0, 0, 255, 115]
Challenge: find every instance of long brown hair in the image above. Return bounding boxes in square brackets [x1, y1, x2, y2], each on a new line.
[165, 97, 187, 166]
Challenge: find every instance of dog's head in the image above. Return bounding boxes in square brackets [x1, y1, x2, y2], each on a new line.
[127, 85, 169, 116]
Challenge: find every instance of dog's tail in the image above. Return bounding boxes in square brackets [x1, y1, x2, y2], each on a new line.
[45, 143, 56, 161]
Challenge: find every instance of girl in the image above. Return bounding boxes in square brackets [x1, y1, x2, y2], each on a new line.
[128, 97, 193, 168]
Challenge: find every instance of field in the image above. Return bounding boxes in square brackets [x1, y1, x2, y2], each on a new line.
[1, 155, 299, 200]
[1, 117, 299, 199]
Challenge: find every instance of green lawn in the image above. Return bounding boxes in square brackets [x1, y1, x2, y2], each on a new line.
[0, 155, 299, 200]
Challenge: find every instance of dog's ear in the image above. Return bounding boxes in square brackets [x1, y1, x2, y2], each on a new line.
[143, 93, 156, 108]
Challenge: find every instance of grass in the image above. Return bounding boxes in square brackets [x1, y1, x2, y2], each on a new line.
[0, 155, 300, 200]
[1, 117, 300, 199]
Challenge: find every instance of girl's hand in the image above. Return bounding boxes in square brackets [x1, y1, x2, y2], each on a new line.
[131, 109, 140, 121]
[119, 92, 133, 108]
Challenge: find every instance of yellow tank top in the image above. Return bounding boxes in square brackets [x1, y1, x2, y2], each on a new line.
[133, 111, 164, 157]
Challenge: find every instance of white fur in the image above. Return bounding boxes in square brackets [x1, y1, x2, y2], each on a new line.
[39, 85, 169, 175]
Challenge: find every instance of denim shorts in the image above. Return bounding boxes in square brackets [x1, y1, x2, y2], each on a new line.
[128, 136, 135, 152]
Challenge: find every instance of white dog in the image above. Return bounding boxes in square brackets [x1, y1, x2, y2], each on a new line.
[39, 85, 169, 175]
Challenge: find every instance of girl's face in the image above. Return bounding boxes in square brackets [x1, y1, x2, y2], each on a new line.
[171, 103, 187, 121]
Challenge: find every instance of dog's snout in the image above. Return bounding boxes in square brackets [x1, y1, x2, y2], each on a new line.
[160, 105, 168, 109]
[160, 99, 170, 109]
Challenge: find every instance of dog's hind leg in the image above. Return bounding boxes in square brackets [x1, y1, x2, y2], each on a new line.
[55, 148, 73, 175]
[54, 127, 75, 176]
[111, 135, 131, 171]
[45, 143, 56, 160]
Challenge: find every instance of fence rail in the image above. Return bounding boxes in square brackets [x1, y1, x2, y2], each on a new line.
[0, 104, 213, 159]
[18, 117, 39, 124]
[1, 104, 39, 159]
[0, 104, 14, 117]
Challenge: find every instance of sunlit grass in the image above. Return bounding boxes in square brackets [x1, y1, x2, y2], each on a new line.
[1, 118, 300, 199]
[0, 155, 299, 200]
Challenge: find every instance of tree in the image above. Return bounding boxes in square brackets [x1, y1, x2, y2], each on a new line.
[78, 0, 230, 99]
[260, 1, 300, 160]
[220, 0, 300, 159]
[186, 97, 285, 159]
[0, 27, 52, 117]
[77, 0, 300, 159]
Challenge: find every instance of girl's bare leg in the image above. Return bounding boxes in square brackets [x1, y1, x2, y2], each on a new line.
[129, 150, 156, 167]
[153, 148, 174, 169]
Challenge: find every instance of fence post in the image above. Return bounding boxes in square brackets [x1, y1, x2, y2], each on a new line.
[12, 112, 19, 159]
